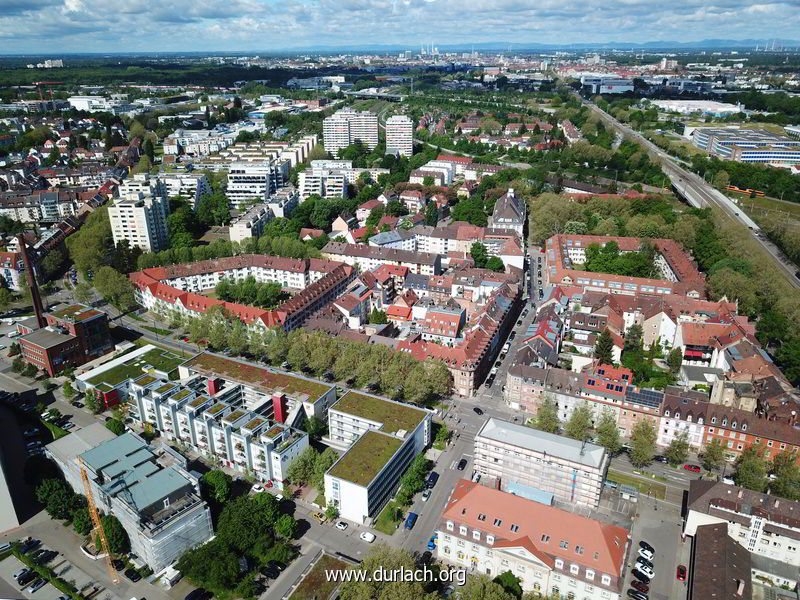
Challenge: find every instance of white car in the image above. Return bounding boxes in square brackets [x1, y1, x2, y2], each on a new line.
[638, 547, 654, 561]
[421, 489, 432, 502]
[251, 483, 265, 493]
[635, 563, 655, 579]
[359, 531, 376, 543]
[335, 521, 348, 531]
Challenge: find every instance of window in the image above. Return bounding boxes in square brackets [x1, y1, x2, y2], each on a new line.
[457, 540, 465, 547]
[478, 513, 486, 521]
[593, 552, 599, 560]
[570, 564, 580, 575]
[510, 524, 519, 533]
[586, 570, 595, 580]
[555, 559, 564, 569]
[473, 531, 481, 541]
[575, 546, 584, 555]
[459, 525, 467, 535]
[560, 540, 569, 549]
[447, 521, 454, 531]
[493, 518, 503, 526]
[443, 535, 451, 541]
[601, 575, 611, 586]
[742, 424, 747, 432]
[664, 410, 670, 417]
[541, 534, 551, 542]
[712, 417, 716, 424]
[487, 535, 494, 545]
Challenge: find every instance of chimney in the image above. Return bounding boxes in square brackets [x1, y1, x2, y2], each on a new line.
[16, 235, 46, 329]
[738, 489, 743, 498]
[774, 499, 780, 508]
[736, 579, 745, 596]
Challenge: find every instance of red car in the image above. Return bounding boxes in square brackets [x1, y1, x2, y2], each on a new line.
[683, 464, 701, 472]
[676, 565, 687, 581]
[631, 580, 649, 594]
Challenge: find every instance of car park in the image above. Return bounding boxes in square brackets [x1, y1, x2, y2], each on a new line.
[638, 547, 654, 561]
[335, 521, 348, 531]
[683, 464, 701, 472]
[457, 458, 467, 471]
[421, 489, 432, 502]
[360, 531, 376, 543]
[676, 565, 687, 581]
[631, 570, 650, 584]
[631, 581, 649, 594]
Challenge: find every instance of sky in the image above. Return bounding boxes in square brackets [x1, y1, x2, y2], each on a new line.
[1, 0, 799, 54]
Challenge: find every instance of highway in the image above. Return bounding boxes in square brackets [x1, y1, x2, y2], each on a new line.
[580, 97, 800, 288]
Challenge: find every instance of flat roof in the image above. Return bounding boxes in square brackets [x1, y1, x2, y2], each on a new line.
[84, 346, 184, 387]
[20, 327, 73, 350]
[46, 422, 117, 466]
[327, 430, 403, 487]
[477, 418, 607, 469]
[332, 391, 427, 437]
[50, 303, 103, 322]
[183, 352, 332, 401]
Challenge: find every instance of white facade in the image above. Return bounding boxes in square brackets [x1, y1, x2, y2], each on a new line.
[323, 108, 379, 154]
[159, 173, 212, 208]
[229, 204, 273, 244]
[385, 115, 414, 157]
[226, 161, 289, 209]
[109, 175, 170, 252]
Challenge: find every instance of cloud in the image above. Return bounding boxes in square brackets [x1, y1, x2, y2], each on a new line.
[0, 0, 798, 52]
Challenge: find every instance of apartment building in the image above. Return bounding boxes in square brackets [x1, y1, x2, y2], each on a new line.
[322, 241, 442, 275]
[489, 188, 526, 238]
[159, 172, 212, 208]
[229, 204, 273, 244]
[298, 160, 389, 200]
[47, 426, 213, 572]
[474, 418, 609, 508]
[109, 174, 170, 252]
[385, 115, 414, 157]
[324, 391, 432, 524]
[225, 161, 289, 209]
[323, 108, 379, 154]
[0, 251, 27, 291]
[684, 480, 800, 567]
[436, 480, 629, 600]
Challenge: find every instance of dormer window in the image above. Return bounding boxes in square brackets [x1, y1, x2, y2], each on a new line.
[687, 415, 692, 423]
[473, 530, 481, 541]
[664, 410, 670, 417]
[722, 418, 728, 426]
[711, 416, 717, 424]
[487, 535, 494, 545]
[742, 424, 747, 432]
[446, 521, 454, 531]
[698, 418, 704, 425]
[459, 525, 467, 536]
[675, 412, 680, 420]
[732, 421, 737, 429]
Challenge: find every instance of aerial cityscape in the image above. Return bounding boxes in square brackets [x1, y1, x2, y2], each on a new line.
[0, 4, 799, 600]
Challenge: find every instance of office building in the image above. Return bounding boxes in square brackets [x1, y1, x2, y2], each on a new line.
[324, 391, 432, 524]
[46, 426, 213, 573]
[474, 418, 609, 507]
[323, 108, 379, 154]
[385, 115, 414, 157]
[580, 77, 634, 94]
[436, 480, 629, 600]
[109, 174, 169, 252]
[691, 127, 800, 164]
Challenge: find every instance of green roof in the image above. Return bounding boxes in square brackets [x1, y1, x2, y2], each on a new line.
[188, 396, 210, 408]
[87, 348, 184, 387]
[134, 375, 157, 387]
[332, 392, 426, 437]
[206, 403, 225, 415]
[244, 417, 265, 430]
[155, 383, 176, 394]
[51, 304, 102, 323]
[328, 430, 402, 487]
[172, 389, 192, 401]
[183, 353, 332, 400]
[264, 425, 284, 438]
[226, 410, 246, 422]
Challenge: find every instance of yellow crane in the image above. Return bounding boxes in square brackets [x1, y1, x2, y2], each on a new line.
[76, 458, 120, 585]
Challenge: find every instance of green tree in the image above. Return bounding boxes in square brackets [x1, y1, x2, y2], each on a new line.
[0, 287, 12, 310]
[71, 507, 92, 535]
[485, 256, 505, 272]
[216, 496, 277, 554]
[36, 478, 74, 520]
[664, 430, 690, 466]
[338, 545, 426, 600]
[93, 266, 136, 311]
[101, 514, 130, 554]
[424, 200, 438, 226]
[201, 470, 233, 504]
[564, 403, 593, 441]
[493, 571, 523, 598]
[12, 355, 25, 373]
[304, 415, 325, 439]
[629, 420, 657, 467]
[734, 447, 768, 492]
[275, 514, 298, 539]
[62, 380, 75, 399]
[105, 418, 125, 436]
[769, 451, 800, 500]
[594, 409, 622, 454]
[594, 329, 615, 365]
[701, 439, 727, 474]
[368, 308, 388, 324]
[312, 448, 339, 492]
[23, 363, 38, 378]
[471, 242, 489, 268]
[712, 169, 730, 190]
[176, 538, 239, 591]
[287, 446, 318, 486]
[324, 502, 339, 521]
[73, 281, 93, 304]
[460, 574, 516, 600]
[530, 395, 560, 434]
[85, 389, 102, 414]
[667, 347, 683, 373]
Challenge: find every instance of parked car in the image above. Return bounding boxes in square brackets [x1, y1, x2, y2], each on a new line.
[360, 531, 376, 543]
[404, 512, 418, 530]
[27, 578, 47, 594]
[260, 566, 279, 579]
[653, 455, 669, 464]
[19, 538, 40, 553]
[631, 570, 651, 584]
[124, 568, 142, 582]
[626, 590, 648, 600]
[427, 535, 437, 550]
[473, 407, 483, 415]
[185, 589, 209, 600]
[335, 521, 348, 531]
[426, 471, 439, 489]
[23, 428, 38, 438]
[36, 549, 58, 564]
[636, 564, 655, 579]
[112, 559, 125, 572]
[251, 483, 265, 493]
[676, 565, 687, 581]
[636, 557, 654, 572]
[485, 377, 494, 388]
[638, 547, 654, 561]
[683, 464, 701, 472]
[17, 570, 36, 586]
[631, 580, 649, 594]
[267, 561, 285, 572]
[312, 512, 326, 523]
[12, 567, 30, 581]
[639, 540, 655, 554]
[457, 458, 468, 471]
[421, 489, 432, 502]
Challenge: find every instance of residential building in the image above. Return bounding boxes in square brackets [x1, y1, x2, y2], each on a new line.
[109, 174, 170, 252]
[322, 242, 442, 276]
[46, 426, 214, 572]
[323, 108, 379, 154]
[225, 161, 289, 209]
[298, 160, 388, 200]
[0, 251, 27, 291]
[385, 115, 413, 157]
[436, 480, 629, 600]
[684, 480, 800, 567]
[159, 173, 212, 208]
[489, 188, 525, 238]
[688, 523, 752, 600]
[474, 418, 609, 508]
[229, 204, 273, 244]
[324, 391, 432, 524]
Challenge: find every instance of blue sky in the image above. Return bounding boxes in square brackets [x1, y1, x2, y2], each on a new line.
[1, 0, 798, 53]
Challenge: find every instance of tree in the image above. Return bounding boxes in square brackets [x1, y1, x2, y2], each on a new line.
[493, 571, 523, 598]
[595, 409, 622, 454]
[216, 496, 277, 554]
[275, 514, 298, 539]
[72, 507, 92, 535]
[73, 281, 93, 305]
[701, 439, 727, 474]
[368, 308, 388, 324]
[667, 347, 683, 373]
[12, 356, 25, 373]
[101, 515, 129, 553]
[304, 415, 325, 439]
[338, 545, 426, 600]
[8, 342, 20, 357]
[36, 478, 74, 520]
[105, 418, 125, 436]
[769, 451, 800, 500]
[93, 266, 136, 311]
[629, 420, 657, 467]
[23, 363, 38, 378]
[530, 395, 560, 434]
[470, 242, 489, 268]
[664, 430, 690, 466]
[176, 538, 239, 591]
[40, 247, 66, 281]
[424, 200, 438, 226]
[734, 447, 768, 492]
[623, 324, 643, 352]
[287, 446, 318, 486]
[485, 256, 505, 272]
[62, 380, 75, 399]
[712, 170, 730, 190]
[313, 448, 339, 492]
[85, 389, 102, 414]
[564, 402, 593, 441]
[201, 470, 233, 504]
[0, 287, 12, 310]
[460, 574, 516, 600]
[594, 329, 615, 365]
[324, 502, 339, 521]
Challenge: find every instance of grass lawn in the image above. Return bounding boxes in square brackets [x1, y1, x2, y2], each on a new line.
[374, 500, 404, 536]
[732, 192, 800, 221]
[607, 469, 666, 500]
[41, 419, 68, 440]
[141, 325, 173, 336]
[314, 492, 326, 507]
[289, 554, 351, 600]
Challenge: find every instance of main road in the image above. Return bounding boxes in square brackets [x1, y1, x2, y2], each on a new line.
[579, 97, 800, 288]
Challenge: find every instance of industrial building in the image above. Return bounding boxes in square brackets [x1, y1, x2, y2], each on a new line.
[691, 127, 800, 164]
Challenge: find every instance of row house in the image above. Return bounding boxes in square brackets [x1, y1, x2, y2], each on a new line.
[322, 241, 442, 276]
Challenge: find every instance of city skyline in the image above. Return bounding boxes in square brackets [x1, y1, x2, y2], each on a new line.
[1, 0, 798, 54]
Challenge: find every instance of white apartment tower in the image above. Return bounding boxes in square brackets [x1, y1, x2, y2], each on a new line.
[109, 174, 170, 253]
[323, 108, 379, 154]
[385, 115, 414, 157]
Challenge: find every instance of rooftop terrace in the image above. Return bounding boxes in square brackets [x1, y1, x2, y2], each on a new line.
[328, 430, 403, 487]
[184, 353, 332, 401]
[87, 347, 184, 387]
[51, 303, 102, 322]
[332, 391, 427, 437]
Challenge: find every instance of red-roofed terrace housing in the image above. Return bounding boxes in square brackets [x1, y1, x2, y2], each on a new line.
[545, 234, 707, 299]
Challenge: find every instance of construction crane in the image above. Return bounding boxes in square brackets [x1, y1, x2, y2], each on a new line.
[77, 458, 120, 585]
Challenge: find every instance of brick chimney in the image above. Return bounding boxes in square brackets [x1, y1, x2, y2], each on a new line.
[16, 235, 46, 329]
